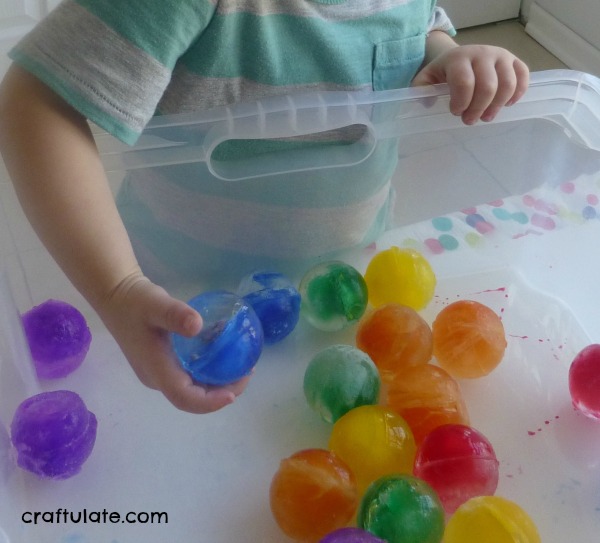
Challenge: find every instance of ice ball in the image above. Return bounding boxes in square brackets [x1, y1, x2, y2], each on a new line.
[10, 390, 97, 480]
[237, 271, 301, 344]
[172, 290, 264, 386]
[22, 299, 92, 379]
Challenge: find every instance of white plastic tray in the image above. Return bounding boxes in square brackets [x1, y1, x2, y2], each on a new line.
[2, 70, 600, 542]
[1, 222, 600, 543]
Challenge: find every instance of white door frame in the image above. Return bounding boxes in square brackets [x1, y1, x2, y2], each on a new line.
[440, 0, 521, 29]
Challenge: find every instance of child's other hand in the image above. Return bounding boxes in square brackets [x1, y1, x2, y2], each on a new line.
[98, 274, 250, 413]
[412, 43, 529, 125]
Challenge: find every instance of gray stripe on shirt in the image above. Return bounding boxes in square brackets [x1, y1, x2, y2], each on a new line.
[158, 64, 371, 113]
[215, 0, 417, 20]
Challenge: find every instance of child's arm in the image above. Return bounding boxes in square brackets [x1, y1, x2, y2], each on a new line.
[0, 65, 249, 413]
[413, 30, 530, 125]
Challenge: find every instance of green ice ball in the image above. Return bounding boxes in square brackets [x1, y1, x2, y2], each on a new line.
[303, 345, 380, 423]
[358, 474, 444, 543]
[299, 261, 368, 332]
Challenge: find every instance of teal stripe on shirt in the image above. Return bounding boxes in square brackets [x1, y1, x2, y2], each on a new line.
[182, 3, 432, 86]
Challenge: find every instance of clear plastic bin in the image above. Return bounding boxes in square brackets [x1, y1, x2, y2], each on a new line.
[1, 70, 600, 542]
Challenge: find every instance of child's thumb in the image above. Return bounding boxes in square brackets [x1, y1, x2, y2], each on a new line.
[411, 67, 436, 88]
[154, 297, 202, 336]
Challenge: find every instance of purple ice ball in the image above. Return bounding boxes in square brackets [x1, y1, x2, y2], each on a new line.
[319, 528, 386, 543]
[22, 299, 92, 379]
[10, 390, 97, 480]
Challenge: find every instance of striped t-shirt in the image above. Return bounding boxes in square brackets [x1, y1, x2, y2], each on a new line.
[10, 0, 455, 283]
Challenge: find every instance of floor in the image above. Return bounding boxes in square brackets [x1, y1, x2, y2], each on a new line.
[454, 19, 568, 73]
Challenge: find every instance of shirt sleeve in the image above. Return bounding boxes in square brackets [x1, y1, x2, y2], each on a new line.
[9, 0, 216, 144]
[428, 6, 457, 37]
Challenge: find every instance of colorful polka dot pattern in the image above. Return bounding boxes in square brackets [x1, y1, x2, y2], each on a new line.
[395, 177, 600, 256]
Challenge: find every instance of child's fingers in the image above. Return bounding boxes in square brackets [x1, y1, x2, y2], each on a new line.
[156, 351, 252, 414]
[459, 60, 500, 124]
[445, 60, 476, 117]
[459, 58, 529, 124]
[479, 60, 519, 122]
[506, 58, 530, 106]
[477, 58, 529, 123]
[164, 381, 236, 414]
[162, 374, 253, 414]
[445, 50, 530, 125]
[158, 358, 235, 413]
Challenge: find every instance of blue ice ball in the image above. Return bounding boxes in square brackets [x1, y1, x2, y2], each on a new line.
[237, 271, 301, 345]
[172, 290, 264, 385]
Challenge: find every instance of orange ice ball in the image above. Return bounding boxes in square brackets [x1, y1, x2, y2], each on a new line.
[432, 300, 507, 379]
[269, 448, 358, 542]
[386, 364, 470, 445]
[356, 303, 432, 382]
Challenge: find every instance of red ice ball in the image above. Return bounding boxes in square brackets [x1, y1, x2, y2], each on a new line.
[413, 423, 499, 514]
[569, 344, 600, 421]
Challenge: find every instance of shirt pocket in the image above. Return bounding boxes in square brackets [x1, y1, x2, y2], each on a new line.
[372, 33, 427, 91]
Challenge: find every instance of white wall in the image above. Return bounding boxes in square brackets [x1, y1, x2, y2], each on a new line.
[532, 0, 600, 52]
[526, 0, 600, 76]
[440, 0, 521, 29]
[0, 0, 60, 78]
[520, 0, 535, 21]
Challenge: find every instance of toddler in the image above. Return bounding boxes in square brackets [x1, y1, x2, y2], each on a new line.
[0, 0, 529, 413]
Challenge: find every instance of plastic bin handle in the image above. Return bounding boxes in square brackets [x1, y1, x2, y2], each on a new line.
[103, 97, 377, 181]
[202, 100, 377, 181]
[100, 70, 600, 179]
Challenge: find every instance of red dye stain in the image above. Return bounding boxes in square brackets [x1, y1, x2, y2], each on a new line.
[512, 229, 543, 239]
[475, 287, 506, 294]
[528, 415, 560, 436]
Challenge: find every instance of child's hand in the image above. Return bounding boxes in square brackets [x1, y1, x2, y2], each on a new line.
[1, 66, 249, 415]
[412, 42, 529, 125]
[98, 274, 251, 413]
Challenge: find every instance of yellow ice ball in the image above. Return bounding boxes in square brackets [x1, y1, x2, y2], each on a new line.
[444, 496, 541, 543]
[329, 405, 416, 493]
[364, 247, 436, 310]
